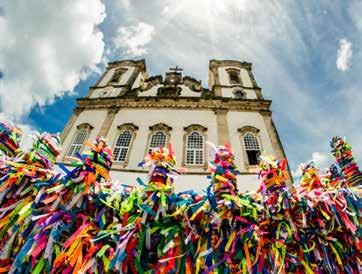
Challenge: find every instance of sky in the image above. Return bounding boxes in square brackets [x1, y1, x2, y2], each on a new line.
[0, 0, 361, 179]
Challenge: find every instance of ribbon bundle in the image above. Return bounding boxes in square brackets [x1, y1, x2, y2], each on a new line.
[0, 122, 23, 158]
[0, 122, 360, 273]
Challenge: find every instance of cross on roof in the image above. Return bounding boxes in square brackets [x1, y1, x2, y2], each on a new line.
[169, 65, 183, 73]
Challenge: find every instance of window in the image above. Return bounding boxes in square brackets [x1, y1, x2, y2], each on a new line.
[146, 123, 172, 155]
[233, 89, 245, 99]
[186, 131, 204, 165]
[228, 70, 241, 85]
[109, 68, 126, 84]
[183, 124, 207, 167]
[113, 130, 132, 162]
[148, 131, 167, 153]
[244, 132, 260, 165]
[67, 129, 88, 157]
[114, 123, 138, 166]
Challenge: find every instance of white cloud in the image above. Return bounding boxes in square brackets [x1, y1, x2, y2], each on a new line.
[119, 0, 131, 10]
[113, 22, 155, 57]
[292, 152, 330, 181]
[336, 38, 353, 71]
[311, 152, 329, 168]
[0, 0, 106, 119]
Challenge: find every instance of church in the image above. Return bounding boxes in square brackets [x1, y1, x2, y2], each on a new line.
[59, 59, 291, 192]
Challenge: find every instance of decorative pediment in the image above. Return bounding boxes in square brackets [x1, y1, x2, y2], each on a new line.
[157, 86, 182, 97]
[122, 88, 139, 98]
[201, 88, 214, 98]
[76, 123, 93, 130]
[108, 59, 146, 71]
[142, 75, 163, 91]
[184, 124, 207, 133]
[117, 123, 139, 131]
[237, 126, 260, 134]
[149, 123, 172, 132]
[164, 71, 182, 86]
[183, 76, 202, 92]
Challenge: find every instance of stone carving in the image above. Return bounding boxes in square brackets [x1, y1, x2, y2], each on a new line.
[142, 75, 163, 91]
[183, 76, 202, 92]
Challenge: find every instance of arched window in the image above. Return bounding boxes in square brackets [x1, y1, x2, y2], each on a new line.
[67, 123, 93, 157]
[227, 69, 242, 85]
[109, 68, 127, 84]
[146, 123, 172, 155]
[148, 130, 167, 153]
[243, 132, 260, 165]
[113, 123, 138, 166]
[113, 130, 132, 162]
[186, 131, 204, 165]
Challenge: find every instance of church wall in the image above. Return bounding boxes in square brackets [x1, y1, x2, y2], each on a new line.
[59, 109, 108, 159]
[106, 108, 218, 171]
[109, 170, 259, 193]
[227, 111, 275, 171]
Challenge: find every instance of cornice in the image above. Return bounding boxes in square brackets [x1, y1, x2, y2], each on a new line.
[213, 84, 261, 90]
[76, 96, 272, 112]
[209, 60, 252, 70]
[107, 59, 146, 71]
[89, 84, 129, 89]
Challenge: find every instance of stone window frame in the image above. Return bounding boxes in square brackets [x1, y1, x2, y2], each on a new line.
[182, 124, 208, 169]
[226, 68, 243, 85]
[144, 123, 172, 155]
[238, 126, 263, 172]
[113, 123, 138, 168]
[232, 88, 246, 99]
[65, 123, 94, 159]
[109, 67, 128, 85]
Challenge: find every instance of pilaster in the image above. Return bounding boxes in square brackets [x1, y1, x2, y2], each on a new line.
[211, 66, 222, 96]
[260, 110, 293, 186]
[214, 108, 230, 145]
[98, 107, 120, 138]
[60, 108, 82, 143]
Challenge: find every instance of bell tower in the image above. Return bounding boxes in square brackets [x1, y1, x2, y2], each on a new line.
[208, 60, 263, 100]
[87, 59, 146, 98]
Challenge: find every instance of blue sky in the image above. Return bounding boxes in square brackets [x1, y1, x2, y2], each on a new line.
[0, 0, 361, 177]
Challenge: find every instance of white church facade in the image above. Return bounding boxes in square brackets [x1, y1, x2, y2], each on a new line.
[59, 59, 292, 192]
